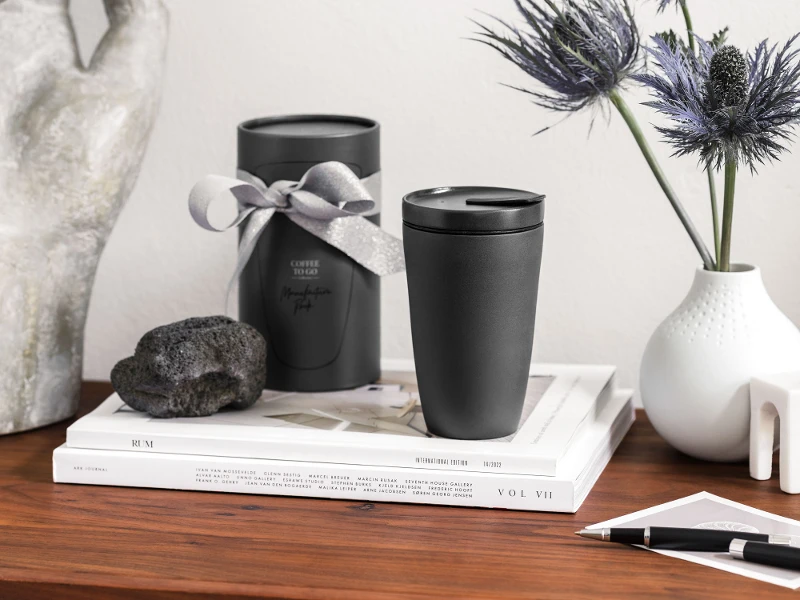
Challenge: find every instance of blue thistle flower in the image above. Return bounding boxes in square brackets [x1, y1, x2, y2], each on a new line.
[474, 0, 641, 113]
[634, 35, 800, 171]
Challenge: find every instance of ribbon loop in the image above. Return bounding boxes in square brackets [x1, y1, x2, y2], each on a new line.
[189, 175, 258, 232]
[188, 161, 405, 314]
[297, 162, 375, 209]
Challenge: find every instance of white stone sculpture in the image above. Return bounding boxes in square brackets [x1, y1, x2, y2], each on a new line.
[0, 0, 168, 433]
[750, 373, 800, 494]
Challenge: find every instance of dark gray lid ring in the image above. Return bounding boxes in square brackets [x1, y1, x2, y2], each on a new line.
[402, 186, 544, 234]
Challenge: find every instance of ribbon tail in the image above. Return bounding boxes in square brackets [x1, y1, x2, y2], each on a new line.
[287, 214, 405, 277]
[225, 207, 277, 315]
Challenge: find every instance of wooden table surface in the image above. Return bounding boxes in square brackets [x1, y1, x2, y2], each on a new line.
[0, 378, 796, 600]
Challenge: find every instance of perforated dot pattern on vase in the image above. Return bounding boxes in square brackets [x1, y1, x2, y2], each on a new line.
[663, 282, 751, 347]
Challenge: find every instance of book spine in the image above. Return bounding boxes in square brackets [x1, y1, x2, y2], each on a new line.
[53, 448, 577, 512]
[66, 430, 557, 477]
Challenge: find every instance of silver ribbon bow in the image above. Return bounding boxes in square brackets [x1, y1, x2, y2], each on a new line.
[189, 161, 405, 311]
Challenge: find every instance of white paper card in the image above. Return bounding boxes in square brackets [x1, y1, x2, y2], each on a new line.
[590, 492, 800, 589]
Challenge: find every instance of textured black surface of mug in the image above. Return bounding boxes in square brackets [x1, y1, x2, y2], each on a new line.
[403, 222, 544, 439]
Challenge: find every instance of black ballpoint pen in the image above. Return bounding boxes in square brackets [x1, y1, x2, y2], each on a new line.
[576, 527, 796, 552]
[730, 539, 800, 571]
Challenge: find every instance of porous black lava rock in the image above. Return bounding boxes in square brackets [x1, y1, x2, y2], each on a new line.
[111, 316, 267, 418]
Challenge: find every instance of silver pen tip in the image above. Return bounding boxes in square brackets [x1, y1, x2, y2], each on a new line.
[576, 529, 605, 541]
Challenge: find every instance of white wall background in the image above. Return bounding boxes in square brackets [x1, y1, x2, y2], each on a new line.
[75, 0, 800, 392]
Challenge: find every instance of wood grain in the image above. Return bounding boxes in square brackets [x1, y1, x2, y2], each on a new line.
[0, 379, 796, 599]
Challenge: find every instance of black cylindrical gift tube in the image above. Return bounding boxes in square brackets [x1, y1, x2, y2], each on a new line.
[237, 115, 381, 391]
[402, 186, 545, 439]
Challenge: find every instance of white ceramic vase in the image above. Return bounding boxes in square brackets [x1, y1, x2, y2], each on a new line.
[640, 265, 800, 462]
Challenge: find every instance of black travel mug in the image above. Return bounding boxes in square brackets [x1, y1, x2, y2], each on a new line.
[237, 115, 381, 391]
[402, 186, 545, 439]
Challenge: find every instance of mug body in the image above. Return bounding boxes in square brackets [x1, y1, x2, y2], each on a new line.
[402, 186, 545, 439]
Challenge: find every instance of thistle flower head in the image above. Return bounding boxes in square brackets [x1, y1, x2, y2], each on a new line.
[633, 34, 800, 170]
[474, 0, 641, 113]
[709, 46, 748, 107]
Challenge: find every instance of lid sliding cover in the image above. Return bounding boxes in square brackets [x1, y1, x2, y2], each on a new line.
[402, 186, 544, 234]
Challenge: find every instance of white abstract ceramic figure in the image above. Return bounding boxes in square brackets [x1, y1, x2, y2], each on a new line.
[0, 0, 168, 434]
[640, 265, 800, 462]
[750, 373, 800, 493]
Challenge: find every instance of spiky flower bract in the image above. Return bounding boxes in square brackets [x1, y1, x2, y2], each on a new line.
[656, 27, 729, 58]
[634, 35, 800, 171]
[655, 0, 676, 13]
[474, 0, 641, 113]
[656, 30, 685, 55]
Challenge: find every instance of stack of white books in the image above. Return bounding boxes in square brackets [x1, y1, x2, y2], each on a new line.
[53, 364, 634, 513]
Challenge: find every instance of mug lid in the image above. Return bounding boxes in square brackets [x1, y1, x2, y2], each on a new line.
[402, 186, 544, 233]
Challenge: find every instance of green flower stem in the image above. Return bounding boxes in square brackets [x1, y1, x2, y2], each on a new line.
[719, 158, 737, 272]
[679, 1, 720, 265]
[609, 88, 716, 270]
[707, 166, 721, 264]
[679, 0, 696, 54]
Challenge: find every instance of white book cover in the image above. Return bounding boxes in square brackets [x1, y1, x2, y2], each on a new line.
[66, 364, 615, 477]
[54, 391, 635, 513]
